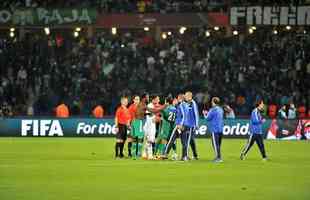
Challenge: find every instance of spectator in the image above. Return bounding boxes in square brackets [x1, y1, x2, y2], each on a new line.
[268, 104, 277, 119]
[92, 104, 105, 118]
[288, 103, 297, 119]
[0, 27, 308, 117]
[298, 105, 307, 118]
[137, 0, 146, 12]
[224, 105, 236, 119]
[55, 101, 70, 118]
[278, 105, 288, 119]
[17, 66, 27, 87]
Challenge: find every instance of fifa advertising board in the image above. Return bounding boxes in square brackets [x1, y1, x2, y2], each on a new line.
[0, 117, 308, 140]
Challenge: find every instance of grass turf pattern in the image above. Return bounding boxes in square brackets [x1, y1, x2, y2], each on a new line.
[0, 138, 309, 200]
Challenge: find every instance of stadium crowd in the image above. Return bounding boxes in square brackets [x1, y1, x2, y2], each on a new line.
[1, 0, 222, 12]
[0, 26, 309, 117]
[2, 0, 310, 13]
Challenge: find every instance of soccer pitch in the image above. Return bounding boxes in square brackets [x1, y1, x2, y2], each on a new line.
[0, 138, 309, 200]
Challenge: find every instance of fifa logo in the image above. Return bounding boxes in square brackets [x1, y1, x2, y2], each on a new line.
[21, 120, 64, 136]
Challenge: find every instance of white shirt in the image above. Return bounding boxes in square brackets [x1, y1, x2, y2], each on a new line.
[18, 69, 27, 80]
[177, 50, 184, 60]
[159, 50, 167, 58]
[295, 59, 302, 71]
[147, 56, 155, 65]
[288, 108, 296, 119]
[145, 103, 155, 122]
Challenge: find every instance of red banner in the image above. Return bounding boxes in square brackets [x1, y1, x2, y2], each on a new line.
[96, 13, 228, 28]
[207, 12, 229, 27]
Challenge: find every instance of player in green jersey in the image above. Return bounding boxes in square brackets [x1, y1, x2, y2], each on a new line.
[155, 97, 178, 158]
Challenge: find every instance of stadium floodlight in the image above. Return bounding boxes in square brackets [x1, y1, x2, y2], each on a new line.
[167, 31, 172, 36]
[74, 31, 79, 38]
[214, 26, 220, 31]
[205, 30, 210, 37]
[273, 30, 278, 35]
[144, 27, 149, 31]
[111, 27, 117, 35]
[10, 31, 14, 38]
[44, 27, 50, 35]
[162, 33, 167, 39]
[233, 30, 238, 35]
[10, 27, 15, 32]
[76, 27, 81, 32]
[249, 28, 254, 34]
[179, 27, 186, 34]
[251, 26, 256, 30]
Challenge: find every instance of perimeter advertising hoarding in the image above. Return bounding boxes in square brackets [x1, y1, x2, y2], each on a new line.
[1, 117, 304, 140]
[0, 8, 96, 26]
[230, 6, 310, 25]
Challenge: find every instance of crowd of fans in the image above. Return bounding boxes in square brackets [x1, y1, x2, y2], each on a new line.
[2, 0, 310, 14]
[2, 0, 221, 13]
[0, 26, 309, 117]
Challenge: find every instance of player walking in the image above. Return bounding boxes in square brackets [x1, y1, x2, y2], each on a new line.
[240, 100, 268, 161]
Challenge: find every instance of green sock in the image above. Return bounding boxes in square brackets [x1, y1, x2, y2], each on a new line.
[161, 144, 167, 155]
[157, 144, 164, 156]
[154, 143, 159, 155]
[137, 143, 143, 157]
[131, 143, 137, 158]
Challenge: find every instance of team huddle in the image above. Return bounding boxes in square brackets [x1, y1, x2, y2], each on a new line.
[114, 92, 268, 162]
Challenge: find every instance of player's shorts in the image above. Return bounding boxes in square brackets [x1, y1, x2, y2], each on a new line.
[116, 124, 127, 141]
[158, 123, 173, 141]
[144, 119, 156, 143]
[131, 119, 144, 139]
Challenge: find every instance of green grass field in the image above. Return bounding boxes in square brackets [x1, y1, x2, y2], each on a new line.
[0, 138, 309, 200]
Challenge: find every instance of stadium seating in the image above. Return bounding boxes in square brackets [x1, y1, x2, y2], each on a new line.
[0, 27, 309, 117]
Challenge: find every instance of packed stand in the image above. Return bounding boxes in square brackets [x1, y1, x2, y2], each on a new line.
[1, 0, 229, 13]
[0, 27, 309, 117]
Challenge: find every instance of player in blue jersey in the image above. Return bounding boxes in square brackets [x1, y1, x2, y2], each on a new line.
[178, 91, 199, 161]
[240, 99, 268, 161]
[203, 97, 224, 163]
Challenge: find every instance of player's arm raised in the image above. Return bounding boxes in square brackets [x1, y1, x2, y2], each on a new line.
[146, 103, 168, 113]
[204, 108, 214, 121]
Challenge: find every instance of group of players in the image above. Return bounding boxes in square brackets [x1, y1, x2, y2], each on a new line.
[114, 92, 268, 162]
